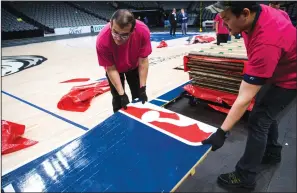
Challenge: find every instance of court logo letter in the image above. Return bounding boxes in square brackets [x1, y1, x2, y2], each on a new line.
[1, 55, 47, 77]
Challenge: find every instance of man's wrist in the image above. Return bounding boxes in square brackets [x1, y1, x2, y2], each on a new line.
[219, 127, 230, 137]
[140, 85, 146, 92]
[118, 90, 125, 95]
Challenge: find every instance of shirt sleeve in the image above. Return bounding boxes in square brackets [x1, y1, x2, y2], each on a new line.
[96, 43, 114, 68]
[139, 27, 152, 58]
[243, 44, 281, 85]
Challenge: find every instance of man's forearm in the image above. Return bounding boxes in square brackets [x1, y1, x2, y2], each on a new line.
[106, 65, 124, 95]
[220, 80, 261, 132]
[138, 57, 149, 87]
[221, 97, 251, 132]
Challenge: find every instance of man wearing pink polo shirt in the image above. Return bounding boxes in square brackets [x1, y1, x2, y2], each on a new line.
[96, 9, 152, 112]
[214, 12, 229, 45]
[205, 1, 296, 189]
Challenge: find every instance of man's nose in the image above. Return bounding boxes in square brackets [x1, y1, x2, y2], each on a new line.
[114, 36, 121, 41]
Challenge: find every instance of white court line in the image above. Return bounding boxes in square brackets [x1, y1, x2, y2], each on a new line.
[3, 184, 15, 193]
[153, 98, 169, 103]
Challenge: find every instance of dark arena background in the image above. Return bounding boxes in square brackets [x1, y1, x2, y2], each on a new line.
[1, 1, 296, 193]
[2, 1, 296, 41]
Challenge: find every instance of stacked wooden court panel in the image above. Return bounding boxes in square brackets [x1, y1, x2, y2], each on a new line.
[184, 38, 248, 95]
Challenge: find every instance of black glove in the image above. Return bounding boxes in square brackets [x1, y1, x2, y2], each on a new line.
[139, 86, 148, 104]
[119, 93, 129, 110]
[202, 127, 229, 151]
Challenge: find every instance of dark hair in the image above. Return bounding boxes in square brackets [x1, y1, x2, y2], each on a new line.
[111, 9, 136, 32]
[223, 1, 259, 17]
[270, 1, 279, 5]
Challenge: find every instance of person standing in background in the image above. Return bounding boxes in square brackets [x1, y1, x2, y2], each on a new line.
[180, 8, 188, 35]
[169, 8, 177, 36]
[214, 13, 229, 45]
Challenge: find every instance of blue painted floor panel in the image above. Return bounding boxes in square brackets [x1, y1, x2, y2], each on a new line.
[2, 110, 210, 192]
[150, 34, 198, 42]
[149, 99, 167, 107]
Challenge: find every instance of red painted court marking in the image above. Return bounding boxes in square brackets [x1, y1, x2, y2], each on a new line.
[60, 78, 90, 83]
[123, 106, 212, 143]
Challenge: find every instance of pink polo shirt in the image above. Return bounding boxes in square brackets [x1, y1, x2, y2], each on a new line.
[96, 20, 152, 73]
[279, 9, 291, 22]
[214, 13, 229, 34]
[242, 4, 296, 89]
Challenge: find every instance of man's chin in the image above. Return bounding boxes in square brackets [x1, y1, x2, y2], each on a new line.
[230, 30, 241, 36]
[114, 40, 125, 45]
[114, 42, 122, 45]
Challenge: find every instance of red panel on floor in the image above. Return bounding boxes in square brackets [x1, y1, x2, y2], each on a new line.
[57, 79, 110, 112]
[60, 78, 90, 83]
[2, 120, 38, 155]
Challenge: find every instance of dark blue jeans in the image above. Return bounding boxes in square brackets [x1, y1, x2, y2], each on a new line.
[235, 84, 297, 183]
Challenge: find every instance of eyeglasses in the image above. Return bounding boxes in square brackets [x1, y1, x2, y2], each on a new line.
[111, 31, 130, 40]
[110, 24, 131, 40]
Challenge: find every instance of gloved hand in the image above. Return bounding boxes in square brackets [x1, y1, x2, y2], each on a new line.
[139, 86, 148, 104]
[202, 127, 229, 151]
[119, 93, 129, 110]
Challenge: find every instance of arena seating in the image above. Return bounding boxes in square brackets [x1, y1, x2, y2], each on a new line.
[202, 10, 216, 21]
[72, 2, 116, 20]
[115, 1, 158, 10]
[187, 13, 198, 25]
[288, 3, 297, 19]
[1, 8, 38, 32]
[2, 1, 295, 41]
[142, 2, 160, 9]
[160, 2, 192, 11]
[9, 2, 107, 28]
[123, 1, 146, 9]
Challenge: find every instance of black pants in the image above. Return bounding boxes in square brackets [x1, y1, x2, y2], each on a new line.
[235, 84, 297, 183]
[216, 34, 229, 45]
[170, 23, 177, 36]
[106, 67, 140, 113]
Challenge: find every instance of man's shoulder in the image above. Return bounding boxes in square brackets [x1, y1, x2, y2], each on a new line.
[279, 9, 289, 16]
[134, 20, 150, 35]
[250, 5, 284, 46]
[96, 23, 112, 47]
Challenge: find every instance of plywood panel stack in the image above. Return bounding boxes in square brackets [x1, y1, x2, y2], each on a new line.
[184, 39, 248, 94]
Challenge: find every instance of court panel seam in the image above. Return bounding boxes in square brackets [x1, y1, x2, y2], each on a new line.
[2, 90, 89, 131]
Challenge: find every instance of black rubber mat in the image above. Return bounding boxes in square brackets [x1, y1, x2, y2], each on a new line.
[166, 97, 296, 192]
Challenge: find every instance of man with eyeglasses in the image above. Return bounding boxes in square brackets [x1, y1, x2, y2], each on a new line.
[96, 9, 152, 113]
[204, 1, 296, 190]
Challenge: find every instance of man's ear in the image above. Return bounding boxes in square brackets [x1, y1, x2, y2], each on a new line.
[242, 8, 251, 18]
